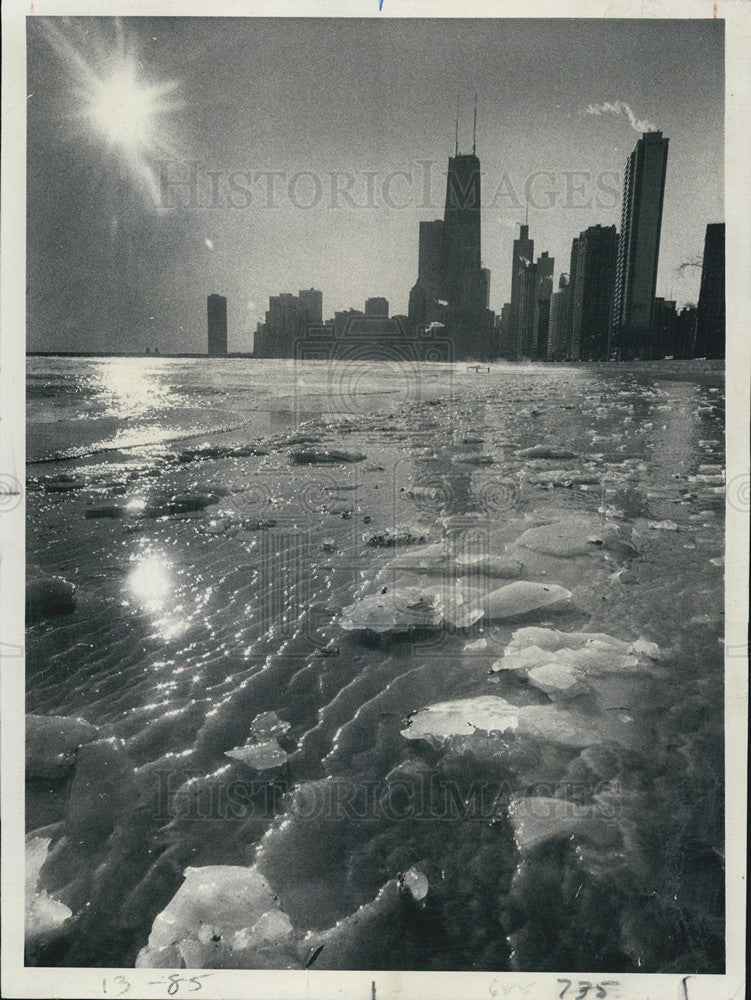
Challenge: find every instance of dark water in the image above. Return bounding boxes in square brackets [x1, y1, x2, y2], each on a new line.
[25, 357, 724, 972]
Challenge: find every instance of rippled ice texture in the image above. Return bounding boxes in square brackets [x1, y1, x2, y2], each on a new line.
[25, 357, 725, 972]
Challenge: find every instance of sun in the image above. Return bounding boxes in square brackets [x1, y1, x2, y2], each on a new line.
[40, 18, 182, 204]
[84, 62, 170, 154]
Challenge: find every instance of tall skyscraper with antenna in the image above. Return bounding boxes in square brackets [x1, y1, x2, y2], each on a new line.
[408, 96, 493, 358]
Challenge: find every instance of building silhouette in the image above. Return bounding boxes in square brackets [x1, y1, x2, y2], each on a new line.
[496, 302, 512, 358]
[408, 106, 494, 359]
[547, 274, 570, 360]
[653, 298, 678, 359]
[569, 224, 618, 361]
[254, 288, 323, 358]
[298, 288, 323, 326]
[365, 297, 389, 317]
[695, 223, 725, 358]
[532, 252, 554, 359]
[508, 224, 534, 360]
[611, 130, 669, 359]
[207, 294, 228, 356]
[408, 221, 446, 331]
[674, 305, 699, 359]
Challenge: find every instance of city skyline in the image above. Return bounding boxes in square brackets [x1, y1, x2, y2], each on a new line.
[27, 17, 723, 353]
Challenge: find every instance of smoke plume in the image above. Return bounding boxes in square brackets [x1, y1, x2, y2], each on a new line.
[584, 101, 658, 133]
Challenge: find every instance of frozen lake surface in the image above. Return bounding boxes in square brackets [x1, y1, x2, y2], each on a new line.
[25, 357, 725, 972]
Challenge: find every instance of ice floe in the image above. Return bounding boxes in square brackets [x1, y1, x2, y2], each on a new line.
[515, 517, 617, 558]
[401, 696, 520, 743]
[483, 581, 572, 620]
[225, 741, 289, 771]
[25, 837, 73, 944]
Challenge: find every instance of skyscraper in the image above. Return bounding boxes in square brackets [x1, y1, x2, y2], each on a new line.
[695, 223, 725, 359]
[508, 224, 534, 360]
[611, 130, 669, 359]
[570, 224, 618, 361]
[407, 106, 493, 359]
[408, 220, 445, 332]
[532, 252, 554, 359]
[207, 294, 227, 356]
[547, 274, 569, 361]
[255, 288, 323, 358]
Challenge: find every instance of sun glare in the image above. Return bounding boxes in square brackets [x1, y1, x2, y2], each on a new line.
[85, 63, 165, 153]
[41, 19, 181, 203]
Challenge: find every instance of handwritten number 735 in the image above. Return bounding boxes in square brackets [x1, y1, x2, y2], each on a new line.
[558, 980, 619, 1000]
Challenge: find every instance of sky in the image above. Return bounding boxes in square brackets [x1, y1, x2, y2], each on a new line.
[26, 16, 724, 353]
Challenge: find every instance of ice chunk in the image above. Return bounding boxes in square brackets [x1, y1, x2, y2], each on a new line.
[136, 865, 282, 966]
[26, 576, 76, 624]
[516, 517, 615, 558]
[249, 711, 291, 741]
[527, 661, 588, 699]
[26, 714, 99, 782]
[340, 587, 442, 633]
[505, 626, 629, 655]
[627, 638, 661, 660]
[401, 696, 520, 743]
[225, 740, 289, 771]
[291, 449, 365, 464]
[483, 581, 571, 620]
[366, 526, 429, 548]
[493, 627, 652, 680]
[490, 644, 555, 673]
[402, 867, 429, 902]
[25, 837, 73, 944]
[647, 519, 678, 531]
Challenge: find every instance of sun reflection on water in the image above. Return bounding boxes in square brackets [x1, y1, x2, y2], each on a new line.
[125, 549, 190, 641]
[91, 359, 175, 420]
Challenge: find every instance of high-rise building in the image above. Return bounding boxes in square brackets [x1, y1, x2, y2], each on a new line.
[532, 252, 554, 359]
[558, 236, 582, 361]
[207, 294, 228, 356]
[611, 130, 669, 359]
[365, 297, 389, 317]
[255, 288, 323, 358]
[496, 303, 512, 358]
[407, 107, 493, 359]
[408, 220, 446, 332]
[547, 274, 570, 361]
[570, 224, 618, 361]
[508, 224, 534, 360]
[695, 222, 725, 358]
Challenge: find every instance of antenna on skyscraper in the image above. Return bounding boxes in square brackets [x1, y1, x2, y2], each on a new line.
[525, 194, 529, 227]
[473, 93, 477, 155]
[455, 96, 459, 156]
